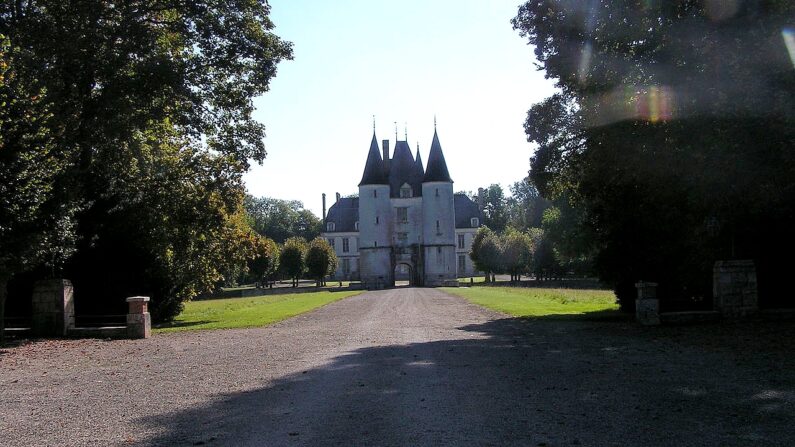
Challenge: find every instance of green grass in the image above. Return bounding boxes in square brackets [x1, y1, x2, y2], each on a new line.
[154, 290, 362, 333]
[442, 286, 620, 320]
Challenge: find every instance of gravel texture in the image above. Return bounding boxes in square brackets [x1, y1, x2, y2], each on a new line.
[1, 287, 794, 446]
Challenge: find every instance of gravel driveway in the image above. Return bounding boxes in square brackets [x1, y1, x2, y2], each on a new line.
[2, 288, 794, 446]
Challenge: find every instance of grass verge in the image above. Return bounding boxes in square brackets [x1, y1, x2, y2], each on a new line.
[442, 286, 621, 320]
[155, 290, 362, 333]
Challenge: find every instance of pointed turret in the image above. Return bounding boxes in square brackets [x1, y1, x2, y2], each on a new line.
[358, 133, 388, 186]
[414, 145, 424, 175]
[422, 129, 452, 183]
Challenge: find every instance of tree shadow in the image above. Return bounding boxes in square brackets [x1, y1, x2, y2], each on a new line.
[133, 317, 795, 446]
[153, 320, 215, 330]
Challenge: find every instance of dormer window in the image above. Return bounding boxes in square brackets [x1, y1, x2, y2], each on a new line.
[470, 217, 479, 227]
[327, 222, 335, 231]
[354, 221, 359, 231]
[400, 183, 412, 198]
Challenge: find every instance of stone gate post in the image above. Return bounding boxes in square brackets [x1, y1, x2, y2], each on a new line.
[635, 281, 660, 326]
[126, 296, 151, 339]
[31, 279, 75, 336]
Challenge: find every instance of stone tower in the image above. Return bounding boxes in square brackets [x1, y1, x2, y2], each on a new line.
[358, 133, 392, 288]
[421, 129, 456, 286]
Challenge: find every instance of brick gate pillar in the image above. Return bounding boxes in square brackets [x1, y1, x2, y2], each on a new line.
[126, 296, 151, 339]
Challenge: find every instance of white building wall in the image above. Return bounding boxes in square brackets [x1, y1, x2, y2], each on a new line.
[359, 184, 393, 287]
[455, 228, 479, 277]
[422, 181, 456, 285]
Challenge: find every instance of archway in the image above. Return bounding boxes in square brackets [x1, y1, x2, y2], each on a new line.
[393, 262, 414, 287]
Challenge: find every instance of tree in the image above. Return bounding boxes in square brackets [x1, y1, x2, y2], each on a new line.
[501, 229, 534, 282]
[249, 236, 280, 287]
[480, 184, 509, 233]
[280, 237, 307, 288]
[305, 238, 337, 287]
[513, 1, 795, 310]
[507, 179, 550, 231]
[0, 0, 293, 328]
[470, 226, 502, 282]
[245, 196, 322, 243]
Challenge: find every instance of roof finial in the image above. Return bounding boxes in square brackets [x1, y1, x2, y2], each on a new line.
[372, 114, 376, 132]
[434, 114, 437, 130]
[404, 122, 408, 141]
[394, 121, 398, 141]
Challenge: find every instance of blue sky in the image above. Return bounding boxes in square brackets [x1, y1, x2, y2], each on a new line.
[244, 0, 556, 217]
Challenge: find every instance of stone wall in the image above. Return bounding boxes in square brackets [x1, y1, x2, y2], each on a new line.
[713, 260, 758, 319]
[31, 279, 74, 336]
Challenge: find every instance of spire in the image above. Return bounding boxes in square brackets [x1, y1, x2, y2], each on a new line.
[423, 128, 452, 183]
[414, 143, 424, 173]
[359, 132, 388, 186]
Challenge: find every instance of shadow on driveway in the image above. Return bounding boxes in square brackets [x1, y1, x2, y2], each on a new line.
[136, 318, 795, 446]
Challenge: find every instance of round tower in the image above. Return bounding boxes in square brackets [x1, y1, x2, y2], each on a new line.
[358, 133, 393, 289]
[421, 129, 456, 286]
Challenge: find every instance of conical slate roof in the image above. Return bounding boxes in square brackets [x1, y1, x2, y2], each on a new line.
[422, 130, 452, 183]
[388, 140, 417, 197]
[358, 133, 388, 186]
[408, 145, 425, 196]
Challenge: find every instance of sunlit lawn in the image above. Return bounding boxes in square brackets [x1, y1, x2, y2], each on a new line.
[155, 290, 362, 333]
[443, 286, 621, 319]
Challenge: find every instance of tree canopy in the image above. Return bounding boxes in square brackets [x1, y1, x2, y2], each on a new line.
[245, 196, 322, 244]
[513, 0, 795, 310]
[0, 0, 293, 326]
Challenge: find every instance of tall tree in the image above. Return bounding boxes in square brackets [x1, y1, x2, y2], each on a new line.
[480, 184, 509, 233]
[514, 0, 795, 310]
[501, 229, 534, 282]
[0, 0, 293, 328]
[245, 196, 322, 243]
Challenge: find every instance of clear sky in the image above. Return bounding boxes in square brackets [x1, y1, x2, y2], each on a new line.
[244, 0, 556, 217]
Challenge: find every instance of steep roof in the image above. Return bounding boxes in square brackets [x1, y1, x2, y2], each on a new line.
[389, 140, 421, 197]
[408, 145, 425, 196]
[358, 133, 388, 186]
[454, 194, 484, 228]
[422, 129, 452, 183]
[323, 197, 359, 233]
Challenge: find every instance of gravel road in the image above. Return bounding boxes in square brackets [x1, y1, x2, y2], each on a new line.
[2, 287, 794, 446]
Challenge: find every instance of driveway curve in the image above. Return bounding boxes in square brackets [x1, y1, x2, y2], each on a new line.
[2, 287, 794, 446]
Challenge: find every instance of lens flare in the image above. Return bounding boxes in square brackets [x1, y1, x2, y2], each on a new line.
[578, 42, 593, 84]
[783, 28, 795, 70]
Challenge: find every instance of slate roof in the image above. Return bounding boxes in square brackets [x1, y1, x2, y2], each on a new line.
[423, 130, 453, 183]
[358, 133, 388, 186]
[454, 194, 484, 229]
[388, 141, 423, 197]
[324, 197, 359, 233]
[323, 194, 482, 233]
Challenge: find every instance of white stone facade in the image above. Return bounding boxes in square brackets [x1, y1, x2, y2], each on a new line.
[321, 129, 482, 288]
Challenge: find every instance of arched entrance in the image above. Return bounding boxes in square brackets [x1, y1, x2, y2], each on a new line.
[393, 262, 415, 287]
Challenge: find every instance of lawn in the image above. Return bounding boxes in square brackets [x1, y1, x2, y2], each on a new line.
[155, 290, 362, 333]
[442, 286, 621, 319]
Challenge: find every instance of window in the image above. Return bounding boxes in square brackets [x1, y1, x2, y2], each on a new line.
[400, 184, 412, 198]
[373, 190, 377, 198]
[471, 217, 479, 227]
[435, 188, 439, 197]
[458, 234, 465, 249]
[342, 258, 350, 275]
[328, 238, 335, 249]
[436, 220, 440, 234]
[397, 232, 408, 244]
[375, 216, 379, 224]
[437, 247, 443, 265]
[374, 241, 377, 247]
[354, 221, 359, 231]
[458, 255, 466, 272]
[342, 238, 349, 253]
[397, 207, 408, 223]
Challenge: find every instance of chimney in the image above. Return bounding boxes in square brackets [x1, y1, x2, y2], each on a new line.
[477, 187, 485, 211]
[336, 192, 341, 203]
[322, 193, 327, 223]
[382, 139, 390, 171]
